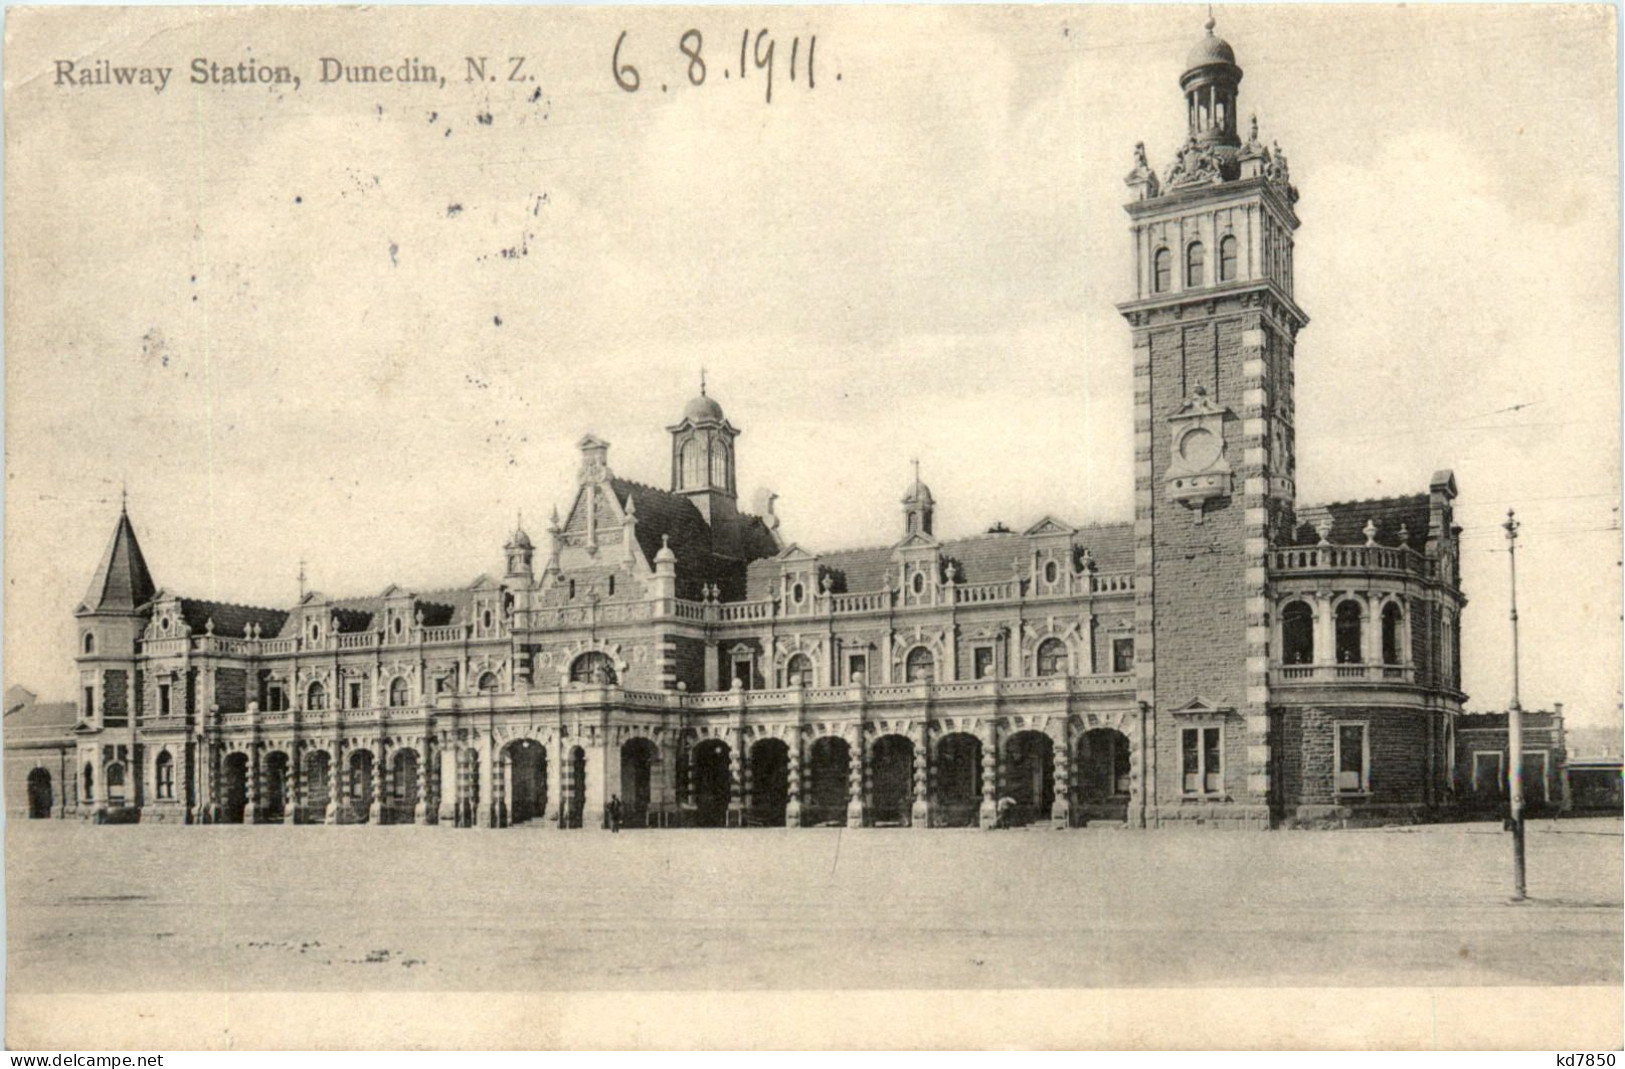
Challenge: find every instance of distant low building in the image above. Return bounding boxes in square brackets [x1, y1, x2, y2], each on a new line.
[1563, 720, 1623, 812]
[1454, 707, 1569, 814]
[4, 689, 78, 819]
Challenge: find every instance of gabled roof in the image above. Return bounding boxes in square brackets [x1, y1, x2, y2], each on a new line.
[744, 521, 1135, 600]
[4, 699, 76, 732]
[1287, 494, 1432, 551]
[80, 508, 156, 614]
[603, 479, 780, 600]
[177, 598, 288, 638]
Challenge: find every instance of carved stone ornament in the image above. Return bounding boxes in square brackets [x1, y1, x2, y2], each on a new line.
[1164, 136, 1225, 191]
[1164, 386, 1234, 509]
[1124, 141, 1161, 199]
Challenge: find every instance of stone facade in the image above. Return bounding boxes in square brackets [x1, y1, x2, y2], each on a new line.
[9, 23, 1518, 832]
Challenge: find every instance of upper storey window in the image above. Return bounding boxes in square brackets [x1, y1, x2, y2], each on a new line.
[1219, 235, 1238, 282]
[1186, 242, 1205, 288]
[1153, 248, 1171, 293]
[680, 439, 703, 489]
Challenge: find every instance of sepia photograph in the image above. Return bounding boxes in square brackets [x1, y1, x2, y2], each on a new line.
[2, 2, 1620, 1051]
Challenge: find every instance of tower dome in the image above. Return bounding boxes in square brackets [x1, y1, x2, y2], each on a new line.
[1185, 18, 1237, 71]
[683, 392, 724, 424]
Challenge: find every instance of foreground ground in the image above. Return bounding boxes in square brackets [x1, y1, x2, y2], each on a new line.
[6, 817, 1620, 992]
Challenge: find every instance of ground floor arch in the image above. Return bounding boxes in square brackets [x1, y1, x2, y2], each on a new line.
[690, 739, 731, 827]
[1004, 730, 1055, 827]
[1077, 728, 1131, 816]
[504, 739, 547, 826]
[870, 734, 915, 825]
[220, 752, 249, 824]
[935, 732, 983, 827]
[620, 738, 656, 827]
[301, 750, 331, 824]
[806, 735, 851, 827]
[27, 767, 52, 819]
[263, 750, 290, 822]
[747, 737, 789, 827]
[390, 748, 421, 824]
[349, 750, 375, 823]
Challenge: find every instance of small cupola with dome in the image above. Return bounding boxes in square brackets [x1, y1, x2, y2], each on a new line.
[1182, 17, 1242, 148]
[902, 462, 935, 538]
[667, 372, 740, 524]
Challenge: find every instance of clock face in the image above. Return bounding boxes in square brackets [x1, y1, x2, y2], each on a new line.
[1179, 427, 1221, 469]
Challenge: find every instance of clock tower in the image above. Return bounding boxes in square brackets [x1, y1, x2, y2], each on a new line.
[1117, 19, 1308, 827]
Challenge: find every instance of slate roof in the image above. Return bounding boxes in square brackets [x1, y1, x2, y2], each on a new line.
[1287, 494, 1432, 551]
[4, 698, 77, 732]
[177, 599, 289, 638]
[744, 521, 1134, 600]
[80, 509, 156, 614]
[609, 479, 780, 600]
[266, 587, 474, 638]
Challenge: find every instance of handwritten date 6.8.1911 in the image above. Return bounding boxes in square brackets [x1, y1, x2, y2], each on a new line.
[613, 29, 832, 104]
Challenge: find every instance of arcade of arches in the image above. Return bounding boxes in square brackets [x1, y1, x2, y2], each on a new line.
[151, 720, 1137, 829]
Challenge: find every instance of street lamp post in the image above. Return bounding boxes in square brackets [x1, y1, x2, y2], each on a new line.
[1503, 508, 1527, 902]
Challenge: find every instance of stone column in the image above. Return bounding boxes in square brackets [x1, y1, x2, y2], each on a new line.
[1050, 725, 1072, 829]
[549, 739, 568, 828]
[288, 748, 303, 825]
[248, 747, 263, 824]
[474, 742, 493, 828]
[1315, 594, 1335, 666]
[911, 722, 931, 829]
[785, 732, 803, 827]
[415, 736, 432, 824]
[437, 738, 459, 826]
[727, 729, 744, 828]
[370, 738, 387, 824]
[501, 748, 514, 828]
[326, 742, 343, 824]
[846, 730, 866, 828]
[979, 722, 998, 829]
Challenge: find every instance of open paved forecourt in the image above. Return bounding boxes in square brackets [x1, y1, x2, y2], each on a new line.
[6, 818, 1620, 992]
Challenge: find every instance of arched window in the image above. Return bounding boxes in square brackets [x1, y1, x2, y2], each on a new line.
[388, 676, 410, 707]
[82, 632, 95, 655]
[83, 762, 95, 802]
[1282, 601, 1315, 665]
[570, 652, 617, 686]
[785, 653, 812, 688]
[607, 576, 616, 597]
[680, 439, 703, 489]
[1381, 602, 1405, 665]
[307, 681, 326, 710]
[1186, 242, 1205, 288]
[1335, 601, 1364, 664]
[1036, 637, 1068, 677]
[105, 762, 125, 804]
[709, 441, 730, 490]
[1219, 235, 1238, 282]
[905, 647, 935, 684]
[1153, 248, 1171, 293]
[477, 671, 499, 693]
[155, 751, 174, 800]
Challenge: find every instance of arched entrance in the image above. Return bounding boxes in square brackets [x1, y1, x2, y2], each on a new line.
[870, 734, 915, 825]
[391, 749, 421, 824]
[747, 738, 789, 826]
[560, 746, 585, 828]
[1004, 731, 1054, 827]
[806, 736, 851, 826]
[690, 739, 731, 827]
[27, 768, 53, 819]
[505, 740, 547, 826]
[620, 738, 656, 828]
[263, 751, 290, 822]
[935, 732, 982, 827]
[220, 753, 249, 824]
[301, 750, 331, 824]
[1077, 728, 1131, 821]
[349, 750, 374, 823]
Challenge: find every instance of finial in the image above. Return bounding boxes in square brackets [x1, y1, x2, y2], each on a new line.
[297, 558, 307, 599]
[700, 366, 707, 396]
[516, 508, 523, 531]
[120, 480, 128, 513]
[911, 458, 921, 493]
[1206, 5, 1215, 33]
[1249, 114, 1259, 142]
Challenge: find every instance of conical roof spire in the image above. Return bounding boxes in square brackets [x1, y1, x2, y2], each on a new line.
[81, 504, 156, 613]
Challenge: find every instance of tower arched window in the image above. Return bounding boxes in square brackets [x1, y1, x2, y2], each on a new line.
[1186, 242, 1205, 288]
[680, 438, 703, 489]
[1219, 235, 1238, 282]
[155, 751, 174, 800]
[570, 652, 617, 686]
[1036, 638, 1068, 678]
[1281, 601, 1314, 665]
[1335, 601, 1364, 665]
[1153, 248, 1171, 294]
[709, 440, 730, 491]
[307, 681, 326, 710]
[905, 646, 936, 684]
[477, 671, 499, 693]
[83, 632, 95, 655]
[388, 676, 410, 707]
[784, 653, 812, 688]
[1381, 602, 1405, 665]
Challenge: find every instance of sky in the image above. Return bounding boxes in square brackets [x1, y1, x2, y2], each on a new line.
[5, 5, 1620, 726]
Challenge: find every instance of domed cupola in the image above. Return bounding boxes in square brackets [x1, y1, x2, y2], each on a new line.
[902, 462, 935, 537]
[1181, 17, 1243, 149]
[667, 372, 741, 524]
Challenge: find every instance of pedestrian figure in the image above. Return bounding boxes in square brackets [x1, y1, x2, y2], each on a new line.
[996, 795, 1016, 830]
[608, 794, 623, 833]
